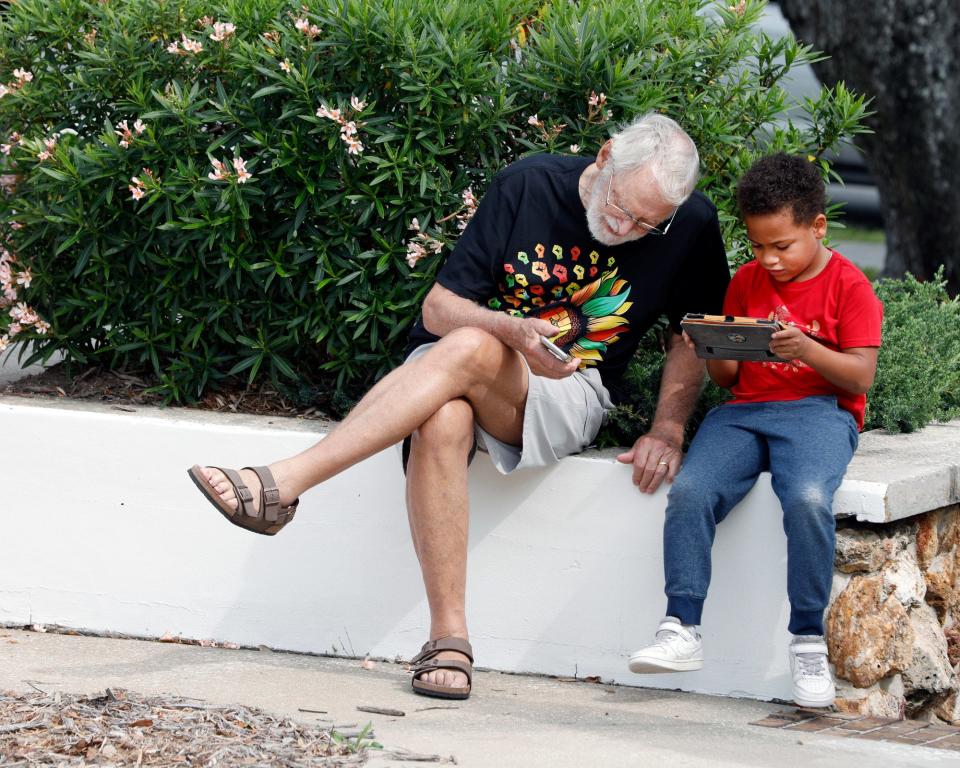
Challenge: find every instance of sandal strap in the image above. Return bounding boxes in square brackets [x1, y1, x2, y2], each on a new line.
[217, 467, 256, 518]
[244, 466, 281, 523]
[410, 637, 474, 665]
[412, 658, 473, 685]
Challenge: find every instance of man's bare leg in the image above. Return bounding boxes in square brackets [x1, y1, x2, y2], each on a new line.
[199, 326, 528, 514]
[404, 398, 475, 690]
[197, 328, 532, 691]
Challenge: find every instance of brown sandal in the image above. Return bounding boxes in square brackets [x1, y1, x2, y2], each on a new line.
[410, 638, 474, 700]
[187, 465, 298, 536]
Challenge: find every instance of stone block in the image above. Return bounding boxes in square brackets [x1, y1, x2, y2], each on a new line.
[883, 547, 926, 607]
[946, 624, 960, 668]
[828, 574, 913, 688]
[903, 602, 956, 704]
[917, 514, 938, 569]
[923, 552, 957, 619]
[834, 688, 905, 720]
[834, 528, 887, 574]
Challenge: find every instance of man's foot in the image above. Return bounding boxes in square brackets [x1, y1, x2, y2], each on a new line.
[789, 635, 835, 708]
[187, 465, 300, 536]
[410, 637, 474, 699]
[417, 649, 471, 690]
[628, 617, 703, 673]
[198, 466, 296, 514]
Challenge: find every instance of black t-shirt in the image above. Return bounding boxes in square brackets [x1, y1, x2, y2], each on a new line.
[406, 154, 729, 389]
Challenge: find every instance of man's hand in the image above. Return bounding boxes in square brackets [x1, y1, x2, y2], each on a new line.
[770, 323, 811, 361]
[509, 317, 580, 379]
[616, 430, 683, 494]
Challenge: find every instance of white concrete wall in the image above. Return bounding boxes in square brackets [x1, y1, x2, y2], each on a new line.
[0, 398, 883, 701]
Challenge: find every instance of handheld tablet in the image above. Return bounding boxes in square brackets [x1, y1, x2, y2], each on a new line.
[681, 314, 788, 362]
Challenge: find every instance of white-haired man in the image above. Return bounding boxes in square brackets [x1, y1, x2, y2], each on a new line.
[188, 113, 730, 700]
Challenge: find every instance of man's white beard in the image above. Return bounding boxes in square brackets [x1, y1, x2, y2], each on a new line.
[584, 168, 645, 247]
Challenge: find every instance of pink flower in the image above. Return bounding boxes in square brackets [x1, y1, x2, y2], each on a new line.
[409, 217, 420, 232]
[115, 119, 133, 148]
[280, 60, 292, 74]
[166, 41, 180, 54]
[588, 91, 606, 107]
[294, 17, 320, 38]
[406, 241, 426, 268]
[12, 68, 32, 86]
[129, 174, 148, 201]
[84, 28, 98, 46]
[1, 132, 19, 155]
[19, 308, 38, 326]
[9, 301, 28, 320]
[232, 156, 251, 183]
[350, 96, 366, 111]
[14, 268, 31, 288]
[198, 15, 215, 27]
[0, 85, 8, 99]
[527, 114, 540, 126]
[133, 119, 146, 135]
[209, 22, 236, 42]
[316, 104, 342, 122]
[34, 319, 50, 335]
[181, 35, 203, 54]
[9, 221, 22, 230]
[569, 144, 580, 154]
[340, 121, 358, 138]
[8, 322, 20, 336]
[0, 335, 9, 352]
[344, 137, 363, 155]
[208, 158, 229, 181]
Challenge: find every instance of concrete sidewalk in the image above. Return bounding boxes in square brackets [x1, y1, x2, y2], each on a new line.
[0, 629, 955, 767]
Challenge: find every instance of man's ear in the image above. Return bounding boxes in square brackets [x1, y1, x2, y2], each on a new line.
[595, 139, 615, 169]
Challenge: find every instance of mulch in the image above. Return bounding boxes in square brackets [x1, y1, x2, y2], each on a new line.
[0, 687, 368, 766]
[1, 364, 334, 421]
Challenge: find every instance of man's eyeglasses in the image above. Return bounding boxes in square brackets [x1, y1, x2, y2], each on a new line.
[604, 172, 677, 236]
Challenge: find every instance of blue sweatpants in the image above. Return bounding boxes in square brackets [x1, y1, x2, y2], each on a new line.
[663, 396, 859, 635]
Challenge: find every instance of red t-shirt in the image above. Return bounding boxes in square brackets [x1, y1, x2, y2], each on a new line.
[722, 251, 883, 429]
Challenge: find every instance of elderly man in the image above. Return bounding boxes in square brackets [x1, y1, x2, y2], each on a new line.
[188, 112, 730, 700]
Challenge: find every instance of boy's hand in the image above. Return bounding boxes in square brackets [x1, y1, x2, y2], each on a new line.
[681, 330, 697, 351]
[770, 323, 811, 361]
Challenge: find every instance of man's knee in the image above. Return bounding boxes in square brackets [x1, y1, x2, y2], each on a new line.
[412, 399, 475, 455]
[430, 327, 509, 377]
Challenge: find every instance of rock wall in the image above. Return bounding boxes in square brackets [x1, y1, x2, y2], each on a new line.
[829, 504, 960, 721]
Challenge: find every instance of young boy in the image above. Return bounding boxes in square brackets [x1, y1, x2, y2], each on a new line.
[627, 153, 883, 707]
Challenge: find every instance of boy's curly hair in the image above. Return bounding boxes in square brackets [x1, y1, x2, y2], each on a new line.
[736, 153, 826, 224]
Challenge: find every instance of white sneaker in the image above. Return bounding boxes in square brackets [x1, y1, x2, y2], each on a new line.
[789, 635, 835, 708]
[628, 617, 703, 673]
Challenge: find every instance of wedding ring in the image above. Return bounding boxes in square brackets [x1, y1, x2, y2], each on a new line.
[657, 460, 669, 466]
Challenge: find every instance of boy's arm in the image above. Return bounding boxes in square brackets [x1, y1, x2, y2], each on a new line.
[706, 358, 739, 389]
[769, 325, 879, 393]
[682, 332, 740, 388]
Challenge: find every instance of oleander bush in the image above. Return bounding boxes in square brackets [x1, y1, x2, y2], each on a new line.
[864, 270, 960, 433]
[0, 0, 869, 408]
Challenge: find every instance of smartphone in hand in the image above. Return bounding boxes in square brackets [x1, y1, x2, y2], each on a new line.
[540, 336, 574, 364]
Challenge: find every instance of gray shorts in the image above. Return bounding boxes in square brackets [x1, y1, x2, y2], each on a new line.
[404, 342, 615, 474]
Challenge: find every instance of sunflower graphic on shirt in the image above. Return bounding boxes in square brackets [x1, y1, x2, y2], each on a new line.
[536, 268, 632, 366]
